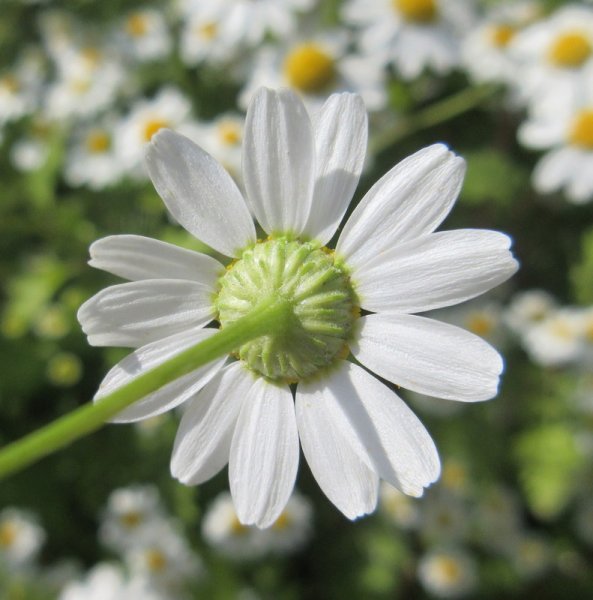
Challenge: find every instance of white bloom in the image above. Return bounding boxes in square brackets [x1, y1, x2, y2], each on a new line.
[10, 138, 49, 172]
[99, 485, 167, 554]
[238, 33, 387, 112]
[117, 9, 172, 62]
[0, 508, 45, 569]
[113, 87, 194, 177]
[509, 5, 593, 114]
[79, 88, 518, 527]
[379, 482, 420, 529]
[59, 563, 163, 600]
[420, 490, 469, 543]
[65, 121, 124, 190]
[342, 0, 475, 80]
[504, 289, 557, 336]
[417, 547, 478, 598]
[506, 533, 552, 579]
[0, 59, 42, 126]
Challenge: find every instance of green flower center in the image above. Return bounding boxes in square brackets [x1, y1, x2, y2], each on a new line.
[216, 237, 359, 383]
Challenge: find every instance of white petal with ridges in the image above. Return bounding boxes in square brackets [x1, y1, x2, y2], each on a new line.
[146, 129, 255, 257]
[352, 314, 503, 402]
[229, 379, 299, 528]
[296, 382, 379, 519]
[171, 363, 253, 485]
[95, 328, 226, 423]
[89, 235, 224, 283]
[354, 230, 519, 313]
[336, 144, 465, 270]
[77, 279, 215, 347]
[243, 88, 315, 235]
[302, 93, 368, 245]
[298, 362, 440, 496]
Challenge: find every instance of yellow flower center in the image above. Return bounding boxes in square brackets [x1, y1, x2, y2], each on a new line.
[230, 515, 249, 536]
[437, 557, 463, 583]
[218, 121, 241, 146]
[198, 22, 218, 40]
[126, 13, 149, 38]
[466, 312, 494, 337]
[584, 319, 593, 342]
[283, 43, 336, 94]
[272, 511, 292, 531]
[0, 75, 20, 94]
[70, 78, 91, 94]
[442, 461, 467, 491]
[490, 24, 516, 48]
[81, 47, 102, 68]
[550, 319, 575, 340]
[119, 511, 142, 528]
[393, 0, 437, 23]
[569, 109, 593, 149]
[548, 31, 592, 68]
[0, 523, 16, 548]
[146, 549, 167, 572]
[143, 118, 170, 143]
[85, 130, 111, 154]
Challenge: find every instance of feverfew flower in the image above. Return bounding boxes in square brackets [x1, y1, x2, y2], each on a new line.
[59, 563, 163, 600]
[504, 289, 557, 336]
[379, 482, 421, 529]
[417, 547, 478, 598]
[117, 8, 172, 62]
[238, 35, 386, 112]
[342, 0, 475, 79]
[0, 508, 45, 570]
[78, 88, 518, 527]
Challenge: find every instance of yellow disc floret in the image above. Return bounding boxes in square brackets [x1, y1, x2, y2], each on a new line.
[548, 31, 592, 68]
[216, 238, 359, 383]
[143, 118, 170, 142]
[126, 13, 149, 38]
[569, 109, 593, 149]
[85, 129, 111, 154]
[490, 24, 516, 48]
[283, 43, 336, 94]
[394, 0, 437, 23]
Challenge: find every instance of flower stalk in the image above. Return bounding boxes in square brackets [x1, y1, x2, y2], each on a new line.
[0, 296, 293, 481]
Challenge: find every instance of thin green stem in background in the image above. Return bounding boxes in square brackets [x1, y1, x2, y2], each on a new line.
[0, 297, 292, 481]
[371, 84, 499, 155]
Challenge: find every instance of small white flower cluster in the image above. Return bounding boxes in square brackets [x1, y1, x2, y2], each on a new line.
[202, 491, 313, 560]
[0, 507, 45, 571]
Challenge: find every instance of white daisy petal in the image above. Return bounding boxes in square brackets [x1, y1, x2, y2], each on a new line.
[302, 93, 368, 245]
[296, 383, 379, 519]
[146, 129, 256, 257]
[89, 234, 224, 283]
[298, 362, 440, 497]
[354, 230, 519, 313]
[77, 279, 216, 347]
[95, 328, 226, 423]
[242, 88, 315, 235]
[336, 144, 465, 270]
[171, 363, 252, 485]
[229, 379, 299, 528]
[352, 314, 504, 402]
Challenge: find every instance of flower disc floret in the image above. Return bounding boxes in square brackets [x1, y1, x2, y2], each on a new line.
[283, 43, 336, 94]
[569, 109, 593, 149]
[394, 0, 437, 23]
[547, 31, 592, 67]
[216, 237, 359, 383]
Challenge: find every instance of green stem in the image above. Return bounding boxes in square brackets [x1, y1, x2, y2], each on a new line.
[371, 84, 499, 155]
[0, 297, 292, 481]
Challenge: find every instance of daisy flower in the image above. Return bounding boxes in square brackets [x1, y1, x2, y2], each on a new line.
[417, 547, 478, 598]
[342, 0, 475, 80]
[0, 508, 45, 570]
[238, 34, 387, 112]
[78, 88, 518, 527]
[116, 8, 172, 63]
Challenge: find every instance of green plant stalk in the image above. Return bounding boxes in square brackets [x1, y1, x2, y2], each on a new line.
[371, 84, 499, 155]
[0, 297, 293, 481]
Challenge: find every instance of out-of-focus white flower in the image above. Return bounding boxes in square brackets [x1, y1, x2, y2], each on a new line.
[379, 482, 421, 529]
[417, 547, 478, 598]
[59, 563, 163, 600]
[462, 1, 541, 87]
[510, 5, 593, 114]
[506, 533, 553, 579]
[504, 289, 557, 336]
[44, 44, 125, 122]
[523, 307, 585, 366]
[0, 508, 45, 570]
[343, 0, 475, 80]
[178, 0, 317, 49]
[239, 34, 387, 112]
[79, 88, 517, 527]
[10, 138, 49, 172]
[114, 87, 194, 177]
[65, 121, 124, 190]
[117, 9, 172, 62]
[125, 521, 203, 592]
[100, 485, 167, 554]
[202, 491, 313, 558]
[420, 490, 469, 543]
